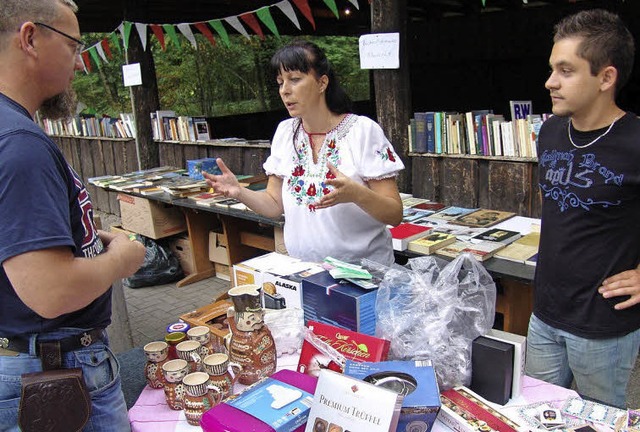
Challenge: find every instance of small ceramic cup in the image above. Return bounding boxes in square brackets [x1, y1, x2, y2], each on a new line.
[187, 326, 214, 357]
[203, 353, 241, 399]
[176, 340, 202, 372]
[143, 341, 169, 389]
[161, 359, 189, 410]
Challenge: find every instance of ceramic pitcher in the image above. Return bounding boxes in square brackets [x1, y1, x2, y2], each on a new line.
[161, 359, 189, 410]
[202, 353, 242, 399]
[182, 372, 222, 426]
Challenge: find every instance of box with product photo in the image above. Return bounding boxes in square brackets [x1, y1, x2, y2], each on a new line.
[232, 252, 301, 288]
[201, 369, 317, 432]
[344, 359, 441, 432]
[186, 157, 221, 180]
[301, 270, 378, 335]
[117, 193, 186, 239]
[262, 263, 324, 311]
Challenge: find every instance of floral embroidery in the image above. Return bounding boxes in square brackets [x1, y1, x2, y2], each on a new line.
[286, 116, 356, 210]
[377, 146, 397, 162]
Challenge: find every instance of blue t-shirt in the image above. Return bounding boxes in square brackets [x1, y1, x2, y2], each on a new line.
[0, 93, 111, 338]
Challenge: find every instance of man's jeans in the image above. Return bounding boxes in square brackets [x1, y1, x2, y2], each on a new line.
[526, 313, 640, 408]
[0, 327, 130, 431]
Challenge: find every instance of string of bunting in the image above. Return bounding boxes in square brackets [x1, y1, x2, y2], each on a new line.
[79, 0, 365, 73]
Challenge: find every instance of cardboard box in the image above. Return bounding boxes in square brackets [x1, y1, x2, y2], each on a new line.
[438, 387, 521, 432]
[345, 360, 441, 432]
[208, 231, 229, 265]
[187, 158, 221, 180]
[117, 193, 186, 239]
[232, 252, 301, 289]
[179, 299, 233, 349]
[109, 224, 136, 236]
[168, 235, 194, 275]
[214, 263, 231, 281]
[201, 370, 316, 432]
[301, 271, 378, 335]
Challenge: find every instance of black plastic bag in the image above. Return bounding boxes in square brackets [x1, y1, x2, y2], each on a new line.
[123, 235, 184, 288]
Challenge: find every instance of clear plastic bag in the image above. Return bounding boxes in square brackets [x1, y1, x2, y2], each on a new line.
[264, 307, 305, 357]
[370, 252, 496, 390]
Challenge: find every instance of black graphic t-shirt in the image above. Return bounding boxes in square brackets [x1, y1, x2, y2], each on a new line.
[535, 112, 640, 338]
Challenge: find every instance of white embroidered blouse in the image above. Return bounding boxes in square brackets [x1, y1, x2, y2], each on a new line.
[263, 114, 405, 266]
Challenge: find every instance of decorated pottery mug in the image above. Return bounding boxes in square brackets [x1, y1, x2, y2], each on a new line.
[143, 341, 169, 389]
[161, 359, 189, 410]
[202, 353, 242, 399]
[182, 371, 222, 426]
[187, 325, 215, 357]
[175, 340, 203, 372]
[227, 284, 265, 332]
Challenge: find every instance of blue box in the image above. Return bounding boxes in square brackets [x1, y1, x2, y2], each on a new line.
[301, 270, 377, 335]
[345, 360, 441, 432]
[186, 158, 221, 180]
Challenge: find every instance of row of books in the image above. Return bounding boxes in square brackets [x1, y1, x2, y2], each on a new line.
[151, 110, 212, 142]
[391, 197, 540, 264]
[37, 113, 136, 139]
[409, 103, 550, 158]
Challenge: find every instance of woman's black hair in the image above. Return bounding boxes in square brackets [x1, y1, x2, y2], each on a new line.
[270, 40, 353, 114]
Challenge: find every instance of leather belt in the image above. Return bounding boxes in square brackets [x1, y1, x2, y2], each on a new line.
[0, 328, 105, 355]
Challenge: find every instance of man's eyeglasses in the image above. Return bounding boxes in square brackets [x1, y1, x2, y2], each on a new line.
[34, 22, 85, 56]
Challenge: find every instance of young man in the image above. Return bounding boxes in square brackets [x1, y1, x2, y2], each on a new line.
[0, 1, 146, 430]
[527, 9, 640, 408]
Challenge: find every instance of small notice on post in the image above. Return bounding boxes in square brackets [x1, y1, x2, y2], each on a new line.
[358, 33, 400, 69]
[122, 63, 142, 87]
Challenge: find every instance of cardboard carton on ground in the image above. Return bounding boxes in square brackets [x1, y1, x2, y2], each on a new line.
[214, 263, 231, 281]
[168, 235, 194, 275]
[208, 231, 229, 265]
[117, 193, 186, 239]
[179, 299, 233, 348]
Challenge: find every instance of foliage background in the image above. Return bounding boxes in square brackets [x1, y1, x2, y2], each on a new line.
[73, 34, 370, 118]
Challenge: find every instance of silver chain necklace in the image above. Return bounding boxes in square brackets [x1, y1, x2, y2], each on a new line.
[567, 113, 624, 149]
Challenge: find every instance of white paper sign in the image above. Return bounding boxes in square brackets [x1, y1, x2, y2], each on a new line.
[359, 33, 400, 69]
[122, 63, 142, 87]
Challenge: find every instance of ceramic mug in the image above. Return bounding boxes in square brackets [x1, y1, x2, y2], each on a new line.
[161, 359, 189, 410]
[202, 353, 242, 398]
[228, 284, 265, 332]
[182, 372, 222, 426]
[176, 340, 202, 372]
[143, 341, 169, 389]
[187, 326, 215, 357]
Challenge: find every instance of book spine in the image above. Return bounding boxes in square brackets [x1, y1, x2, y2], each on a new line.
[414, 112, 428, 153]
[425, 112, 436, 153]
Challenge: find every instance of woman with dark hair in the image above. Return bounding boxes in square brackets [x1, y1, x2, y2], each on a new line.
[204, 40, 404, 266]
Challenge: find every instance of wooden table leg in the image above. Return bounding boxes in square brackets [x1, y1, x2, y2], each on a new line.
[176, 208, 217, 287]
[495, 278, 534, 336]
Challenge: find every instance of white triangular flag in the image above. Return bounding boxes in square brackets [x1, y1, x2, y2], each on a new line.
[177, 23, 197, 49]
[134, 23, 148, 51]
[275, 0, 301, 30]
[347, 0, 360, 9]
[225, 16, 250, 39]
[95, 42, 108, 63]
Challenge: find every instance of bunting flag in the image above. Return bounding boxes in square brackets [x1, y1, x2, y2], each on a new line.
[275, 0, 301, 30]
[225, 16, 250, 40]
[109, 32, 121, 52]
[120, 22, 132, 51]
[163, 24, 180, 48]
[322, 0, 340, 19]
[482, 0, 486, 5]
[135, 23, 148, 51]
[239, 12, 265, 40]
[256, 7, 280, 37]
[193, 22, 216, 46]
[101, 38, 113, 58]
[150, 25, 166, 50]
[95, 41, 109, 63]
[89, 46, 101, 69]
[81, 51, 92, 72]
[347, 0, 360, 10]
[209, 20, 230, 47]
[291, 0, 315, 29]
[177, 23, 198, 48]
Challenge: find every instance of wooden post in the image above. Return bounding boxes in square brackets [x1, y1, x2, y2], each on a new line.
[370, 0, 412, 193]
[126, 26, 160, 170]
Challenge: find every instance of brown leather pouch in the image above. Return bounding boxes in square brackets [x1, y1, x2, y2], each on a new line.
[18, 342, 91, 432]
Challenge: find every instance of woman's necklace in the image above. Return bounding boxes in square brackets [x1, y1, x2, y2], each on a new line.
[567, 113, 624, 149]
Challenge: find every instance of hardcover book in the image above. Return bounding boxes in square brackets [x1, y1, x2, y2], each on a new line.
[436, 240, 505, 262]
[451, 209, 516, 228]
[389, 223, 432, 251]
[428, 206, 478, 222]
[494, 232, 540, 264]
[471, 228, 521, 245]
[470, 336, 514, 405]
[483, 329, 526, 399]
[407, 232, 457, 255]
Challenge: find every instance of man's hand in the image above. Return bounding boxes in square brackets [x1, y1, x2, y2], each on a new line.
[599, 265, 640, 310]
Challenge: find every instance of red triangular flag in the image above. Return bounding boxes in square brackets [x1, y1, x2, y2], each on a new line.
[81, 51, 92, 72]
[149, 24, 165, 50]
[101, 38, 113, 59]
[193, 22, 216, 46]
[239, 12, 264, 40]
[291, 0, 316, 30]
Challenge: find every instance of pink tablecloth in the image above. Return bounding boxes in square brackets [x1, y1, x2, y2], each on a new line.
[128, 360, 579, 432]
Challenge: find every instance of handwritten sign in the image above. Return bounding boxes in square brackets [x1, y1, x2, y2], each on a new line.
[122, 63, 142, 87]
[359, 33, 400, 70]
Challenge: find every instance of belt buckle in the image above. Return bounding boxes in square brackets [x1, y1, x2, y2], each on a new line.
[80, 332, 92, 347]
[0, 337, 7, 349]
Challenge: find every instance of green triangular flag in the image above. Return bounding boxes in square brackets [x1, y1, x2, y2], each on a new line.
[109, 32, 121, 53]
[122, 21, 133, 50]
[322, 0, 340, 18]
[208, 20, 230, 47]
[482, 0, 486, 6]
[162, 24, 180, 48]
[256, 7, 280, 38]
[88, 46, 101, 69]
